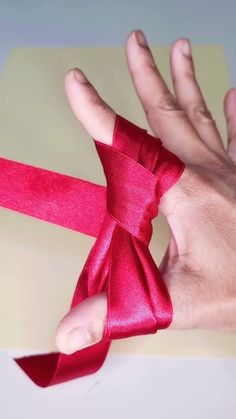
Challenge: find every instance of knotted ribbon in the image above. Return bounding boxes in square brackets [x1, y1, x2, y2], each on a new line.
[0, 114, 185, 387]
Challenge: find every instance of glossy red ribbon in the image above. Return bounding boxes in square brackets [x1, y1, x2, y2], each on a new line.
[0, 114, 185, 387]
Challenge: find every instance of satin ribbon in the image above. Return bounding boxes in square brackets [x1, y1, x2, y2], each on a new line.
[0, 114, 185, 387]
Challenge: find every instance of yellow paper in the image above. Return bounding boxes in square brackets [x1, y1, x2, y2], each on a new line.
[0, 46, 235, 357]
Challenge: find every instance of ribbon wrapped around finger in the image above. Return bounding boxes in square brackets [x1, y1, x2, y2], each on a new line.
[0, 114, 185, 387]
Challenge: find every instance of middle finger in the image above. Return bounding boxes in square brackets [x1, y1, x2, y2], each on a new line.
[125, 30, 212, 164]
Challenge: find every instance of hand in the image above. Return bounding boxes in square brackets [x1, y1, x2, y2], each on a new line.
[56, 30, 236, 355]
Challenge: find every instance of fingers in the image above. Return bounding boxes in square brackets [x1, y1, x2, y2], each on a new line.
[224, 88, 236, 164]
[125, 30, 210, 164]
[170, 38, 225, 154]
[65, 68, 116, 145]
[56, 292, 107, 354]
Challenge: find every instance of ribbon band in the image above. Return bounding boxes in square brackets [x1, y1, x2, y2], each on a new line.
[0, 114, 185, 387]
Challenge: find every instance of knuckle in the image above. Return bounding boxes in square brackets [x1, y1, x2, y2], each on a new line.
[154, 93, 182, 111]
[189, 102, 214, 123]
[146, 93, 185, 118]
[227, 128, 236, 144]
[227, 118, 236, 145]
[89, 93, 104, 107]
[183, 69, 195, 81]
[172, 69, 195, 86]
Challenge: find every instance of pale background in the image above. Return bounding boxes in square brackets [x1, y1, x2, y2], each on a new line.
[1, 45, 235, 358]
[0, 1, 236, 418]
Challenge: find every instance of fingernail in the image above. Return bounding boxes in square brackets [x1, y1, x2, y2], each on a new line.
[181, 39, 191, 57]
[72, 68, 88, 83]
[64, 327, 92, 354]
[135, 30, 148, 47]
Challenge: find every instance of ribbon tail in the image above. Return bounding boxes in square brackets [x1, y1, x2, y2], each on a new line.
[14, 214, 117, 387]
[132, 235, 173, 329]
[15, 340, 111, 387]
[0, 157, 106, 237]
[105, 224, 171, 339]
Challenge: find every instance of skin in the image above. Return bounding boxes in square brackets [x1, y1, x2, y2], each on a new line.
[55, 30, 236, 355]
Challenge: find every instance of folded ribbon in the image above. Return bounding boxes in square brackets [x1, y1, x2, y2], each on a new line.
[0, 114, 185, 387]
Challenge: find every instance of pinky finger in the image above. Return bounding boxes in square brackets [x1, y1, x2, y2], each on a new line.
[224, 88, 236, 164]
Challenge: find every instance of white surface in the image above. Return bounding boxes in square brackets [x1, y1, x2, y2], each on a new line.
[1, 352, 236, 419]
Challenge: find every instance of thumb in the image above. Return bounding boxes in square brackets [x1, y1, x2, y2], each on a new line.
[56, 67, 113, 354]
[64, 67, 115, 144]
[56, 292, 107, 354]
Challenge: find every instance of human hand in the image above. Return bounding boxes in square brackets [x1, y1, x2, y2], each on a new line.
[56, 30, 236, 355]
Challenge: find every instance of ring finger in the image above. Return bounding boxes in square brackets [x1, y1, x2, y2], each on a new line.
[170, 38, 226, 155]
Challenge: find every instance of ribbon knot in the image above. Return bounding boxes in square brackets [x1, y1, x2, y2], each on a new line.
[96, 142, 158, 245]
[95, 115, 183, 245]
[88, 115, 184, 344]
[0, 113, 185, 387]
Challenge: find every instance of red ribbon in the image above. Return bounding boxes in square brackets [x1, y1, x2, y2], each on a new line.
[0, 114, 185, 387]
